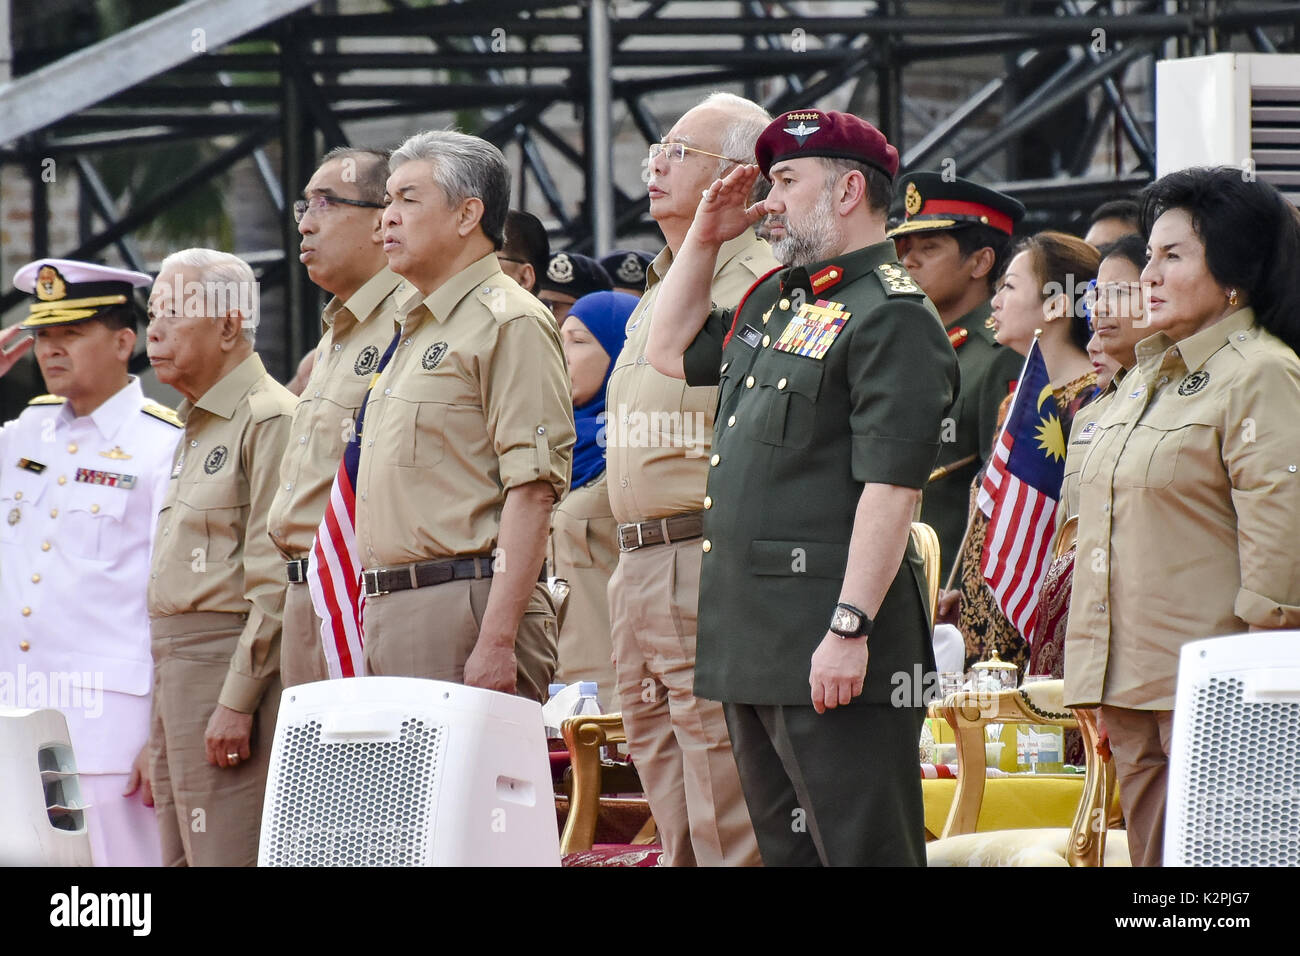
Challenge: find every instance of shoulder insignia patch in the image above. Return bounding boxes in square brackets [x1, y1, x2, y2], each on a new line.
[948, 326, 969, 349]
[28, 394, 66, 406]
[142, 402, 183, 427]
[874, 262, 924, 297]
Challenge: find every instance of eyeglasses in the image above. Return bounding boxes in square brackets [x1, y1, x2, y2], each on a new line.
[648, 141, 749, 166]
[293, 195, 385, 223]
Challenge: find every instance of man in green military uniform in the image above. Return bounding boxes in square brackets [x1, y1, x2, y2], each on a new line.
[646, 110, 957, 866]
[888, 172, 1024, 581]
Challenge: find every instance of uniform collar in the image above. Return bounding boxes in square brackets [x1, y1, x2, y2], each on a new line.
[949, 299, 993, 335]
[777, 239, 899, 297]
[322, 266, 406, 332]
[59, 376, 145, 441]
[187, 352, 267, 421]
[1134, 307, 1257, 376]
[645, 230, 767, 290]
[405, 254, 504, 329]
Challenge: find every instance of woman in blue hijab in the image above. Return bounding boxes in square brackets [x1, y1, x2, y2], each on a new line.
[551, 291, 638, 709]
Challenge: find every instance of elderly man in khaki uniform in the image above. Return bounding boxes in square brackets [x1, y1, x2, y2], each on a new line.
[354, 130, 574, 701]
[268, 146, 406, 687]
[605, 92, 776, 866]
[146, 249, 295, 866]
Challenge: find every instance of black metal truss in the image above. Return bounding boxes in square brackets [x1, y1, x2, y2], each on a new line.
[3, 0, 1298, 378]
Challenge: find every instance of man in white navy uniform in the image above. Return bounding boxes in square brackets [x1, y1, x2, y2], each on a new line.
[0, 258, 181, 866]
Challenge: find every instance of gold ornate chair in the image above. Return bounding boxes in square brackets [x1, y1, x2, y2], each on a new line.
[926, 679, 1129, 866]
[558, 713, 658, 860]
[910, 522, 941, 626]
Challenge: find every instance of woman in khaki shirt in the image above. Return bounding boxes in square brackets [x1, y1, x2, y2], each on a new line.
[551, 291, 637, 709]
[1065, 168, 1300, 866]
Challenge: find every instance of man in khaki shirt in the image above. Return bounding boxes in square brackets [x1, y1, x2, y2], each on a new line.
[268, 147, 406, 686]
[355, 130, 574, 702]
[605, 92, 777, 866]
[146, 249, 295, 866]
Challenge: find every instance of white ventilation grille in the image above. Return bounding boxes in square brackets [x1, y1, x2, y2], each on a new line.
[1250, 85, 1300, 205]
[1174, 676, 1300, 866]
[260, 716, 447, 866]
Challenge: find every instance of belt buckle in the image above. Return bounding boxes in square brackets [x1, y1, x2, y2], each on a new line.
[618, 523, 641, 553]
[362, 568, 388, 598]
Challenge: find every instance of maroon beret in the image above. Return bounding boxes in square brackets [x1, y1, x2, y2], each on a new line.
[755, 109, 899, 182]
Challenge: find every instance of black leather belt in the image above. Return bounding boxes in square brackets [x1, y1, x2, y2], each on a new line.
[361, 555, 545, 598]
[618, 511, 704, 552]
[286, 558, 310, 584]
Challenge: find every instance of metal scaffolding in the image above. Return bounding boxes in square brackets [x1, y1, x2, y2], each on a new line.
[2, 0, 1298, 380]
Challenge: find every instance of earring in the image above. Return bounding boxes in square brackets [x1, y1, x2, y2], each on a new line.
[1228, 288, 1238, 306]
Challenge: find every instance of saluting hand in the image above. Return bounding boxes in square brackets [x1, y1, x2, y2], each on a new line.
[690, 163, 770, 246]
[810, 632, 868, 714]
[0, 325, 35, 378]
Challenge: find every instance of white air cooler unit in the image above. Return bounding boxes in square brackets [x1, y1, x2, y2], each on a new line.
[1156, 52, 1300, 203]
[1165, 632, 1300, 866]
[258, 677, 559, 866]
[0, 707, 95, 865]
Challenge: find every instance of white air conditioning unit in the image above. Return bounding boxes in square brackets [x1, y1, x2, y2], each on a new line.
[0, 708, 94, 866]
[1156, 53, 1300, 203]
[1165, 632, 1300, 866]
[258, 677, 559, 866]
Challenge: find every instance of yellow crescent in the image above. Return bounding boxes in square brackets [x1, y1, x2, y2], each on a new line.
[1036, 383, 1054, 411]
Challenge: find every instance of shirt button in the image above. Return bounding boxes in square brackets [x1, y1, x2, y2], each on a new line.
[57, 476, 66, 485]
[727, 415, 736, 427]
[403, 338, 411, 347]
[710, 454, 721, 466]
[762, 335, 770, 347]
[1237, 333, 1247, 341]
[777, 378, 788, 390]
[1291, 465, 1298, 473]
[537, 426, 546, 435]
[299, 436, 307, 444]
[1095, 602, 1106, 613]
[778, 298, 790, 310]
[745, 376, 755, 388]
[190, 440, 198, 447]
[703, 495, 712, 509]
[622, 415, 629, 424]
[384, 388, 392, 395]
[49, 508, 58, 518]
[367, 439, 373, 446]
[315, 390, 322, 398]
[13, 491, 21, 501]
[19, 641, 30, 652]
[21, 607, 31, 617]
[334, 343, 342, 351]
[702, 539, 712, 553]
[620, 478, 629, 487]
[31, 573, 40, 584]
[67, 442, 77, 454]
[285, 483, 293, 491]
[41, 541, 50, 552]
[1157, 376, 1168, 387]
[90, 504, 99, 514]
[636, 356, 647, 366]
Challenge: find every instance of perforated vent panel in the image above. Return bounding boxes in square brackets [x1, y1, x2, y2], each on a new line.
[262, 717, 447, 866]
[1174, 676, 1300, 866]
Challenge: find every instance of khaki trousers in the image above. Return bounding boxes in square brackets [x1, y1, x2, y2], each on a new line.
[150, 612, 280, 867]
[361, 577, 557, 704]
[608, 538, 760, 867]
[1099, 705, 1174, 867]
[281, 580, 329, 688]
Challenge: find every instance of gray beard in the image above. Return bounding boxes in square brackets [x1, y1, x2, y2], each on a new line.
[769, 190, 841, 268]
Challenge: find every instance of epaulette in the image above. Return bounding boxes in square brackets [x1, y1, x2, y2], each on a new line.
[142, 401, 182, 428]
[248, 383, 295, 423]
[874, 262, 926, 297]
[723, 266, 783, 348]
[28, 394, 66, 406]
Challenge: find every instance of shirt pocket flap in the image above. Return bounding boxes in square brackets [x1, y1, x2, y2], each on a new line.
[179, 479, 249, 510]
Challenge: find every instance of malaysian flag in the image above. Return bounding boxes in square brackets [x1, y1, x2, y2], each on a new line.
[976, 340, 1065, 643]
[308, 330, 401, 678]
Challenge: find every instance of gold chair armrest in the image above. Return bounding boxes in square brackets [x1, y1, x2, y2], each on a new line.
[558, 713, 629, 855]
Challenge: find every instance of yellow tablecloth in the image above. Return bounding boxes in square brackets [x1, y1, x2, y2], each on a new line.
[922, 775, 1084, 839]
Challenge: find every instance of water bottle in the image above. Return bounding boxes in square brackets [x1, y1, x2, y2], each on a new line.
[572, 681, 602, 718]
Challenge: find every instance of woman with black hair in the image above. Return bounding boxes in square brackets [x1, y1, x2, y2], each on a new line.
[1064, 167, 1300, 866]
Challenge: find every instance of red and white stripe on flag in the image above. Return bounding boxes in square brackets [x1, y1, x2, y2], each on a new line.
[978, 464, 1056, 644]
[307, 458, 366, 679]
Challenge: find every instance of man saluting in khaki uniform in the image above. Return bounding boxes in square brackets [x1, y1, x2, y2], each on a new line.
[355, 130, 574, 701]
[268, 146, 406, 686]
[605, 92, 777, 866]
[146, 249, 295, 866]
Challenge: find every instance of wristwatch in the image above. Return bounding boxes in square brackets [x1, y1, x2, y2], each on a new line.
[829, 602, 873, 639]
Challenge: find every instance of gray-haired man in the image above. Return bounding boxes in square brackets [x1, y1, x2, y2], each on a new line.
[353, 130, 575, 702]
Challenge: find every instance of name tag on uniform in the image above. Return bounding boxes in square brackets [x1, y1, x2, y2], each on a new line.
[772, 300, 850, 360]
[76, 467, 136, 489]
[736, 324, 762, 348]
[17, 458, 46, 473]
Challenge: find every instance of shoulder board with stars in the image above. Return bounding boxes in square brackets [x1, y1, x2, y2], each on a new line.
[874, 262, 925, 297]
[142, 401, 183, 428]
[28, 394, 66, 406]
